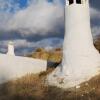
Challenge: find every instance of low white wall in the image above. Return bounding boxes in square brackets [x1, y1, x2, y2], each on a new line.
[0, 54, 47, 84]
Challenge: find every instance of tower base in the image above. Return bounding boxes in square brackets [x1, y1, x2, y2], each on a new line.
[47, 66, 100, 89]
[47, 52, 100, 88]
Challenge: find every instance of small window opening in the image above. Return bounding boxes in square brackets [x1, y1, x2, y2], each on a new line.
[76, 0, 81, 4]
[69, 0, 74, 5]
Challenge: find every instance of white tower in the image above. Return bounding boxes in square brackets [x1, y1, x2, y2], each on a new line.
[7, 41, 15, 56]
[47, 0, 100, 88]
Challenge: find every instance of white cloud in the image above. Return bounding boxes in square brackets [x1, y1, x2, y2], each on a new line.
[0, 0, 20, 31]
[92, 26, 100, 38]
[0, 0, 20, 12]
[7, 1, 64, 36]
[0, 0, 64, 37]
[90, 7, 100, 19]
[0, 38, 63, 55]
[90, 7, 100, 37]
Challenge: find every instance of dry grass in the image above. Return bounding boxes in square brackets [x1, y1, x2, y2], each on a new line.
[0, 68, 100, 100]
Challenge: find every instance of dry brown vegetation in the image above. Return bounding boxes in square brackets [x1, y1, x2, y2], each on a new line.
[27, 48, 62, 62]
[94, 37, 100, 53]
[0, 68, 100, 100]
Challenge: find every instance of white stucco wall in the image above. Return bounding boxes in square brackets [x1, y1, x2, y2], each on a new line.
[0, 53, 47, 83]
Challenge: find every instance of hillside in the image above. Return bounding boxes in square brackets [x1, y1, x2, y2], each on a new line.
[0, 40, 100, 100]
[0, 70, 100, 100]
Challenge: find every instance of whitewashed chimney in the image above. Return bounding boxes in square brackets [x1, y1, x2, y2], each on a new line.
[7, 41, 15, 56]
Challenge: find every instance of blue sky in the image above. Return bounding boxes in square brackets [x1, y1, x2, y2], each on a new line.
[0, 0, 100, 55]
[17, 0, 64, 8]
[19, 0, 27, 7]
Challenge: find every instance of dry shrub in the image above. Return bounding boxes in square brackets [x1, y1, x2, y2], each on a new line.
[0, 72, 100, 100]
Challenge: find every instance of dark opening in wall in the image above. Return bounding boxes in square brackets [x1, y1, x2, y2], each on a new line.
[69, 0, 74, 5]
[76, 0, 81, 4]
